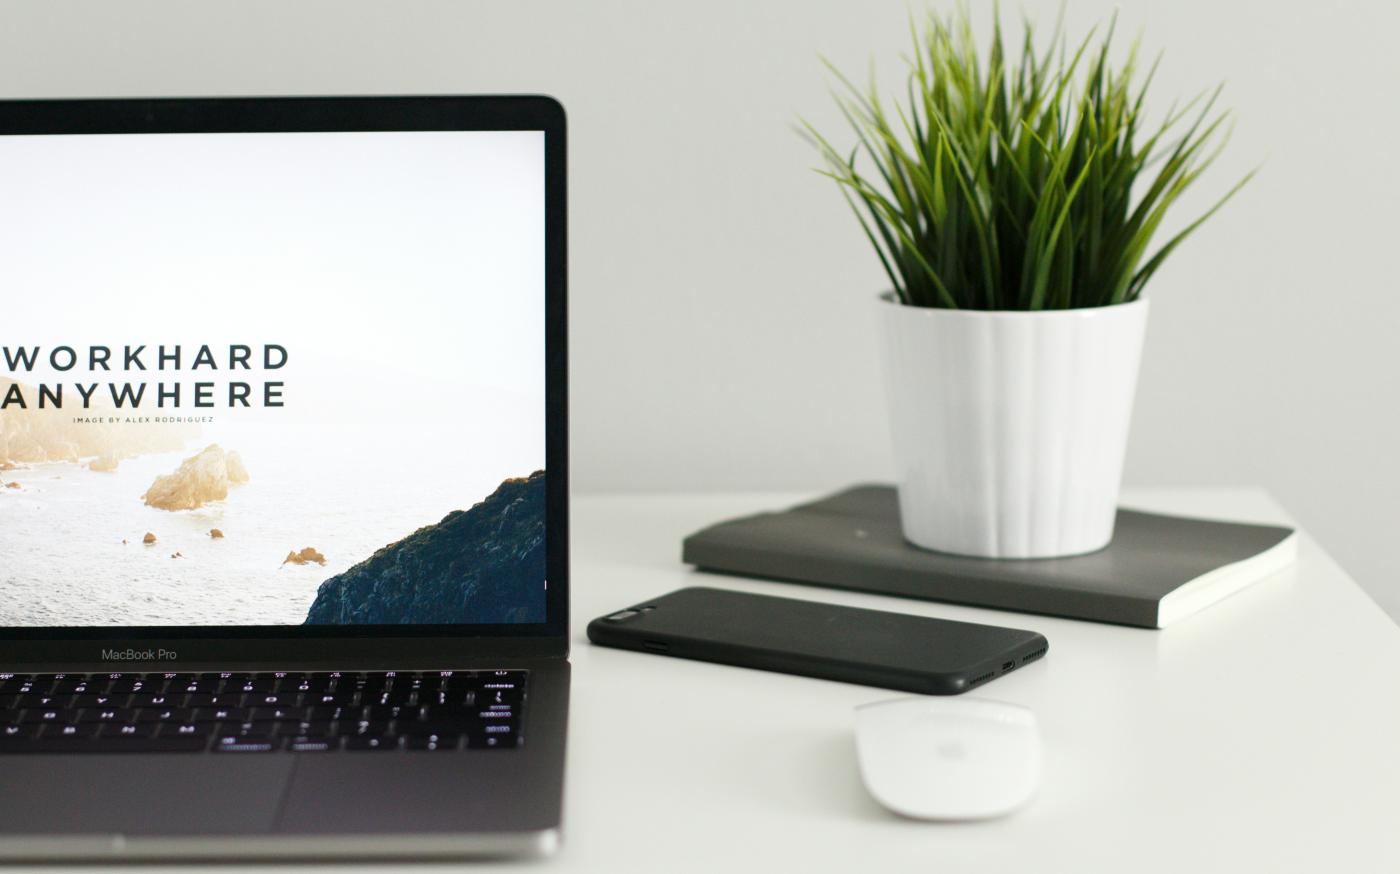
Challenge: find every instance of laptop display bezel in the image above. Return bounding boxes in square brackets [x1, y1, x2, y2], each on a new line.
[0, 96, 569, 666]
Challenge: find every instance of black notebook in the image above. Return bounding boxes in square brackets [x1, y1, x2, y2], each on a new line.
[681, 485, 1297, 629]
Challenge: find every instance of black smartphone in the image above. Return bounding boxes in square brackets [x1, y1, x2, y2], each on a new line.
[586, 587, 1048, 695]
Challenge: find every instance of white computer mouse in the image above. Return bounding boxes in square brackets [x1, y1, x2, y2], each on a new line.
[854, 696, 1040, 821]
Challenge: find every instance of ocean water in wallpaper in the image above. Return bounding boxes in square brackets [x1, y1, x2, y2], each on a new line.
[0, 423, 543, 626]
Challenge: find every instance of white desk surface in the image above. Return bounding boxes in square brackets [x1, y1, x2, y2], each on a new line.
[43, 488, 1400, 873]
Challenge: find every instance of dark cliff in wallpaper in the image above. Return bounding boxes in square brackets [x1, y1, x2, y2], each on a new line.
[304, 470, 546, 625]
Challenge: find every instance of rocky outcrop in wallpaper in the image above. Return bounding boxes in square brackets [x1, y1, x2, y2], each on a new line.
[142, 444, 250, 511]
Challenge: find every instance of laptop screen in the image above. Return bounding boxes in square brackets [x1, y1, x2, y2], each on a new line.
[0, 128, 548, 631]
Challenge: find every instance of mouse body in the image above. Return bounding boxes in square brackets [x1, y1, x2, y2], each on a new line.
[854, 696, 1040, 820]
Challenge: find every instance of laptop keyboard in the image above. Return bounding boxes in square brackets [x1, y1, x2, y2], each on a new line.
[0, 670, 525, 754]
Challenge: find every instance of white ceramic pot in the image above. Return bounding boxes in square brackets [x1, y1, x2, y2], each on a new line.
[878, 294, 1149, 559]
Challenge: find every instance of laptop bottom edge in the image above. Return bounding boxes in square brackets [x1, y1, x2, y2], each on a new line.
[0, 829, 560, 862]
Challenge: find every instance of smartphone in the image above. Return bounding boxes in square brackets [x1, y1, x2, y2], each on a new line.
[587, 587, 1048, 695]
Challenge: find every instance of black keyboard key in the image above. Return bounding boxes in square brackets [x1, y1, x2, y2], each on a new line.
[397, 676, 428, 693]
[361, 704, 416, 722]
[247, 692, 299, 708]
[401, 719, 470, 736]
[490, 675, 526, 693]
[14, 695, 64, 709]
[479, 688, 523, 707]
[249, 706, 306, 722]
[285, 736, 338, 753]
[223, 721, 280, 737]
[479, 670, 526, 685]
[419, 704, 477, 721]
[309, 691, 358, 706]
[99, 723, 155, 739]
[341, 720, 393, 737]
[276, 720, 332, 738]
[41, 723, 99, 740]
[304, 706, 355, 722]
[203, 707, 250, 723]
[373, 687, 419, 704]
[127, 693, 178, 708]
[69, 694, 125, 708]
[476, 709, 517, 723]
[469, 720, 520, 748]
[183, 694, 219, 706]
[467, 731, 519, 750]
[213, 735, 276, 752]
[405, 733, 459, 751]
[346, 736, 397, 751]
[159, 723, 209, 739]
[131, 735, 210, 752]
[75, 708, 133, 724]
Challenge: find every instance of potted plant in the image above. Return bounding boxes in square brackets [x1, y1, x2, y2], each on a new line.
[807, 8, 1252, 558]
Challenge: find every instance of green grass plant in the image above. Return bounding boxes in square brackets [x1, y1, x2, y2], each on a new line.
[805, 5, 1254, 310]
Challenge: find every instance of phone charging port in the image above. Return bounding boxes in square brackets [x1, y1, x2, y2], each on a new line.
[643, 640, 670, 653]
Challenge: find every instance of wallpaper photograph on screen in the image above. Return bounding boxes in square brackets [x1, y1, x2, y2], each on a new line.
[0, 129, 547, 628]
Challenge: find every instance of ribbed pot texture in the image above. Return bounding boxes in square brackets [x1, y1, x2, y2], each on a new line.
[878, 295, 1148, 559]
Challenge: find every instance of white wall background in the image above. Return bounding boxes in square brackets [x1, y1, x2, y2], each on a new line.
[2, 0, 1396, 622]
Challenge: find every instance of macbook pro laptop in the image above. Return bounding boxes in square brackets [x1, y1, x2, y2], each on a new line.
[0, 96, 569, 860]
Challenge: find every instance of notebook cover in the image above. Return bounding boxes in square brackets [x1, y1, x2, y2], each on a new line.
[680, 485, 1296, 628]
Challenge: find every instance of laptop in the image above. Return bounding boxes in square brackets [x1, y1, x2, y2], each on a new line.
[0, 96, 570, 860]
